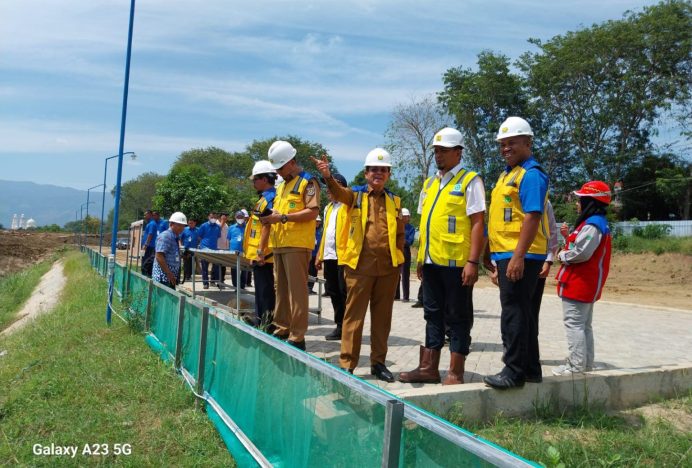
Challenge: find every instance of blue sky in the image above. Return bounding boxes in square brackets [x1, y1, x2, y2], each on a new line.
[1, 0, 661, 190]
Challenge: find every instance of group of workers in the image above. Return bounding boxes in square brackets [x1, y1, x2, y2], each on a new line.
[148, 115, 613, 388]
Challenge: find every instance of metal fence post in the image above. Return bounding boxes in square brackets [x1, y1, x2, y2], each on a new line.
[144, 279, 154, 331]
[174, 295, 187, 369]
[196, 306, 210, 409]
[382, 399, 404, 468]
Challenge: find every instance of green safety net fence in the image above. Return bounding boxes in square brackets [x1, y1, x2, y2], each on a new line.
[84, 248, 534, 467]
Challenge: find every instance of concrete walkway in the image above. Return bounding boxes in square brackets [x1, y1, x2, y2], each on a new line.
[183, 276, 692, 383]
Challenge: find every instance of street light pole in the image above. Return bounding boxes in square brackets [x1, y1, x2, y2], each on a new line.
[100, 152, 135, 254]
[107, 0, 136, 325]
[86, 184, 104, 248]
[80, 202, 94, 247]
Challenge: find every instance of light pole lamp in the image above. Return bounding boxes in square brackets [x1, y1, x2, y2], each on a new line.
[107, 0, 136, 325]
[100, 152, 136, 254]
[86, 184, 104, 245]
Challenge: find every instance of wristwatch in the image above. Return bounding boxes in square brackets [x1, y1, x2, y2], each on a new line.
[280, 214, 288, 224]
[257, 249, 264, 256]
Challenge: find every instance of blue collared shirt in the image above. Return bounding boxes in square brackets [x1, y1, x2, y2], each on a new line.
[153, 229, 180, 284]
[197, 221, 221, 250]
[143, 219, 159, 248]
[227, 223, 245, 252]
[404, 223, 415, 247]
[180, 226, 199, 248]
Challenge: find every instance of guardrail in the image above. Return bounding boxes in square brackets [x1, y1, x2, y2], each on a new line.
[85, 247, 537, 467]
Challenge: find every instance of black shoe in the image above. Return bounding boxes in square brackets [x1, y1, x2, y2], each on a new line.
[483, 373, 525, 390]
[308, 290, 316, 295]
[341, 368, 354, 374]
[371, 363, 395, 383]
[525, 374, 543, 383]
[325, 328, 342, 341]
[322, 292, 330, 297]
[287, 339, 306, 351]
[203, 284, 209, 290]
[401, 299, 410, 303]
[411, 302, 423, 308]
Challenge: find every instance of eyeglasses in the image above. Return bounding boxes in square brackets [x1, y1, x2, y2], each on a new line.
[366, 166, 390, 173]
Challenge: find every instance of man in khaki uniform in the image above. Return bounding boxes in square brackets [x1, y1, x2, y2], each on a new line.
[312, 149, 404, 382]
[260, 140, 320, 351]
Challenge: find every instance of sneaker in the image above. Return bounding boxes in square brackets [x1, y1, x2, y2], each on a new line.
[325, 328, 342, 341]
[552, 364, 583, 376]
[411, 302, 423, 308]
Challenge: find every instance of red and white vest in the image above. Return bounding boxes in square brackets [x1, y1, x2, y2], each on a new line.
[556, 215, 612, 303]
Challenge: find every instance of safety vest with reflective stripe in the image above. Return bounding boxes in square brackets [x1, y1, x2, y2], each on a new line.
[488, 163, 549, 256]
[418, 169, 478, 267]
[339, 185, 404, 270]
[317, 202, 349, 262]
[244, 188, 276, 264]
[270, 171, 316, 250]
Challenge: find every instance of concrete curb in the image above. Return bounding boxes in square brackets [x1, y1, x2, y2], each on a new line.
[396, 363, 692, 422]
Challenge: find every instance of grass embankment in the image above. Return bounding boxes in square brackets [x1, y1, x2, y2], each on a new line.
[0, 257, 55, 331]
[612, 235, 692, 255]
[449, 394, 692, 466]
[0, 251, 233, 466]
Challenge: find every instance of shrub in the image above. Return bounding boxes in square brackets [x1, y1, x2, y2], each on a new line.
[632, 224, 672, 239]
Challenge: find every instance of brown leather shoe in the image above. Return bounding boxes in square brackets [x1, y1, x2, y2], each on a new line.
[398, 346, 441, 383]
[442, 352, 466, 385]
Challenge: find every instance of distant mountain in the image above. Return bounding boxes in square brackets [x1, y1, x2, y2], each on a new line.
[0, 180, 114, 228]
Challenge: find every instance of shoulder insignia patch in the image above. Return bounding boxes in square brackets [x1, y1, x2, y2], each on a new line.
[306, 183, 316, 197]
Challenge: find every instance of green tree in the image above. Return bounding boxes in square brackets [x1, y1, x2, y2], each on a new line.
[152, 165, 231, 223]
[239, 135, 334, 177]
[172, 146, 254, 179]
[655, 156, 691, 220]
[439, 51, 530, 185]
[110, 172, 165, 229]
[518, 0, 692, 184]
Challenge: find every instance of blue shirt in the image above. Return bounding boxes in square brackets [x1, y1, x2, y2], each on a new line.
[197, 220, 221, 250]
[158, 219, 169, 233]
[143, 219, 159, 248]
[227, 223, 245, 252]
[492, 156, 549, 262]
[312, 225, 323, 257]
[404, 223, 415, 247]
[153, 229, 180, 284]
[180, 226, 199, 248]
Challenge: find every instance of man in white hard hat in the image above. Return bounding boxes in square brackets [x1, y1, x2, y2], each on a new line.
[312, 149, 404, 383]
[399, 127, 485, 385]
[484, 116, 550, 390]
[244, 160, 278, 326]
[260, 141, 320, 350]
[153, 211, 187, 290]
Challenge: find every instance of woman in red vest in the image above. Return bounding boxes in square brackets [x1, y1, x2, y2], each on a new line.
[553, 181, 612, 376]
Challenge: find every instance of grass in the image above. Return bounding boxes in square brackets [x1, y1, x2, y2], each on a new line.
[0, 254, 58, 331]
[0, 250, 234, 466]
[611, 235, 692, 255]
[448, 392, 692, 467]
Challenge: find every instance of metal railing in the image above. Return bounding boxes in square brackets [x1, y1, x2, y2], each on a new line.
[85, 247, 536, 467]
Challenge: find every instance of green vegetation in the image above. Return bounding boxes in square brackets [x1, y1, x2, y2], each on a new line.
[0, 257, 54, 331]
[448, 393, 692, 467]
[0, 251, 234, 466]
[612, 235, 692, 255]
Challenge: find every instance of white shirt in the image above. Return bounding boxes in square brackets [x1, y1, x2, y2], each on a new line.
[323, 202, 343, 260]
[418, 163, 486, 264]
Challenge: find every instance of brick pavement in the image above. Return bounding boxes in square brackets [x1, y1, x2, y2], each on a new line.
[182, 276, 692, 395]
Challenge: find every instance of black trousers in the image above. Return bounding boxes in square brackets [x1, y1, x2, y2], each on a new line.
[307, 255, 318, 292]
[231, 268, 248, 289]
[200, 259, 219, 286]
[395, 245, 411, 300]
[323, 259, 347, 326]
[141, 246, 155, 277]
[528, 277, 546, 378]
[422, 264, 474, 355]
[253, 263, 275, 324]
[496, 258, 543, 380]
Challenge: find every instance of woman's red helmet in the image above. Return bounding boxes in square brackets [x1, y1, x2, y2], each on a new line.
[573, 181, 612, 205]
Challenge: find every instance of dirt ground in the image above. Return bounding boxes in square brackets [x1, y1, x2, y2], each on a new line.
[1, 231, 691, 311]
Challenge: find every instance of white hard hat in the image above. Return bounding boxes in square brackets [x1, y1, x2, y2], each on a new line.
[496, 116, 534, 141]
[401, 208, 411, 216]
[364, 148, 392, 167]
[268, 140, 297, 169]
[169, 211, 187, 225]
[250, 160, 276, 178]
[433, 127, 464, 148]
